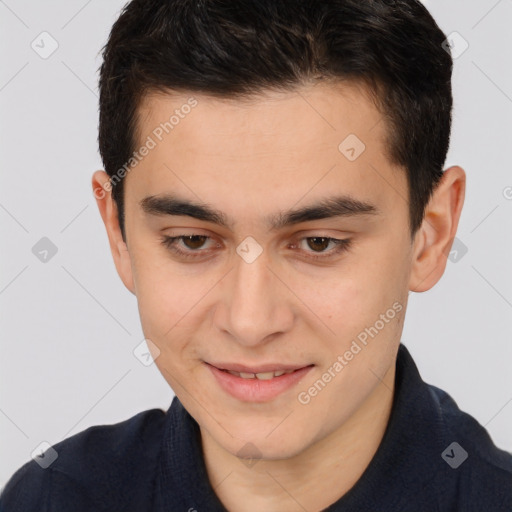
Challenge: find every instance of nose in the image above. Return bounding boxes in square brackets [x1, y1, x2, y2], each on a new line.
[215, 245, 294, 347]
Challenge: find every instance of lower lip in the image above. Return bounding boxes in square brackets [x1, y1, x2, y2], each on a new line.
[205, 363, 314, 403]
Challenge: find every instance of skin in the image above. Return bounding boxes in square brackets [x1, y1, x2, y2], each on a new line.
[92, 82, 465, 511]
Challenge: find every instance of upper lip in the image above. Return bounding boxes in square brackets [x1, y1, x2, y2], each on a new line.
[206, 362, 313, 373]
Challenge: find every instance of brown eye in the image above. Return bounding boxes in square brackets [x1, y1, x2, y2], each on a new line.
[306, 237, 331, 252]
[294, 236, 352, 261]
[160, 234, 216, 260]
[161, 234, 351, 263]
[181, 235, 208, 250]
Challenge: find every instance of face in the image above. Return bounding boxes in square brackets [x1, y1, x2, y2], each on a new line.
[105, 82, 418, 459]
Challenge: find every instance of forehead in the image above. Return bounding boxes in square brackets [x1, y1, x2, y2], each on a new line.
[136, 81, 384, 155]
[127, 82, 407, 225]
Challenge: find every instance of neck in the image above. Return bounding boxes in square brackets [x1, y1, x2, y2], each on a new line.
[200, 364, 396, 512]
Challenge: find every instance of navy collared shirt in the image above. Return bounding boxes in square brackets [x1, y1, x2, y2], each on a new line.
[2, 344, 511, 511]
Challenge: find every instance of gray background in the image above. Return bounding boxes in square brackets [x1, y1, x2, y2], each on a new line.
[1, 0, 511, 487]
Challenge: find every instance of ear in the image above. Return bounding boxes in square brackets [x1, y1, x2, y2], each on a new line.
[92, 170, 135, 295]
[409, 166, 466, 292]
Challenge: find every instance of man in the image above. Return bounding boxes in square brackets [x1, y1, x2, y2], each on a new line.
[2, 0, 511, 510]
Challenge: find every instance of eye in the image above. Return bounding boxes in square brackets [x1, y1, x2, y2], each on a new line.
[292, 236, 352, 261]
[160, 235, 216, 259]
[160, 233, 352, 262]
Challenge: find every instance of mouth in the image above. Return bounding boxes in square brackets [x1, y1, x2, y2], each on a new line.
[204, 362, 315, 402]
[220, 368, 298, 380]
[205, 361, 312, 374]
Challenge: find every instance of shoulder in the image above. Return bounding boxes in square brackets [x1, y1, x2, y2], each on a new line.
[428, 384, 512, 510]
[0, 408, 166, 512]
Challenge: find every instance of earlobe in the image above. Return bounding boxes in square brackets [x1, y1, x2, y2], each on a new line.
[91, 170, 136, 295]
[408, 166, 466, 293]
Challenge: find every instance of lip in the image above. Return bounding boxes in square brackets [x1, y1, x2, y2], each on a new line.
[206, 362, 309, 374]
[205, 362, 314, 403]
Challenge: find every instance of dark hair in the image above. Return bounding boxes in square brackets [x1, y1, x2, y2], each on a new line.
[98, 0, 453, 241]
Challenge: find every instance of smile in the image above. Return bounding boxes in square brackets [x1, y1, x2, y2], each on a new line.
[205, 363, 315, 402]
[222, 369, 297, 380]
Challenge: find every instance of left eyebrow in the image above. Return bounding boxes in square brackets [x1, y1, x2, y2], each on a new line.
[139, 193, 380, 231]
[267, 195, 379, 231]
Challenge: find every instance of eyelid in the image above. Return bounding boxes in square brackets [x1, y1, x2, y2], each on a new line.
[160, 233, 352, 262]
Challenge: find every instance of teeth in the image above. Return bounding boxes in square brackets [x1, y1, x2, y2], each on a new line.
[226, 369, 296, 379]
[255, 371, 275, 380]
[227, 370, 253, 378]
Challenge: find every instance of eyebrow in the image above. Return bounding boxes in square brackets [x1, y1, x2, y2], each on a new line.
[140, 193, 379, 231]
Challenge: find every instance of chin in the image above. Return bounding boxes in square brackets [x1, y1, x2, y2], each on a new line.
[223, 425, 313, 461]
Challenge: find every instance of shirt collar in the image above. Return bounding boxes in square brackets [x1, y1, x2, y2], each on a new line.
[324, 343, 450, 510]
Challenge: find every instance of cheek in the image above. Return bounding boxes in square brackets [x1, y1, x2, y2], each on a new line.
[295, 244, 409, 360]
[129, 244, 205, 343]
[299, 261, 403, 336]
[134, 269, 209, 382]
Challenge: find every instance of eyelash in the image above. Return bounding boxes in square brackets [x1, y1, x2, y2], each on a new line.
[160, 234, 352, 262]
